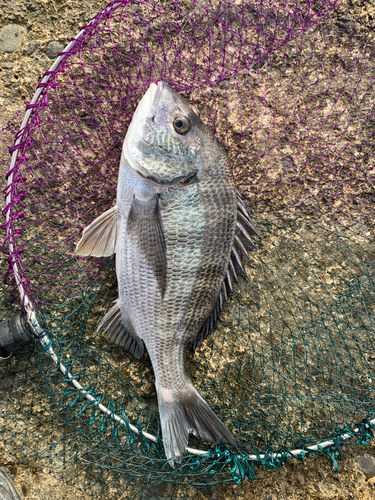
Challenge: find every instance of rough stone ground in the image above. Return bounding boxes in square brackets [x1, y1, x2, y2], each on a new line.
[1, 1, 375, 499]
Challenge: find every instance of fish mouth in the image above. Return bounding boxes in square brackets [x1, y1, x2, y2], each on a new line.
[150, 80, 177, 118]
[150, 80, 167, 115]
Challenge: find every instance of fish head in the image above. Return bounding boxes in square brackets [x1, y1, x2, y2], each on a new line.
[123, 81, 213, 185]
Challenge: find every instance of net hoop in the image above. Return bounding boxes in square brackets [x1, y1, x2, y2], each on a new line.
[3, 0, 375, 472]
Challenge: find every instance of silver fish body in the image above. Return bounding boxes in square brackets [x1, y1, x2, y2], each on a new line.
[76, 81, 258, 460]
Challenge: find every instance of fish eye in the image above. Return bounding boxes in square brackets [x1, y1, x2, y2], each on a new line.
[173, 115, 190, 135]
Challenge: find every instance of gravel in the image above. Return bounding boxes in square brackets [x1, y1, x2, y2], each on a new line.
[26, 41, 37, 56]
[0, 24, 25, 53]
[44, 41, 64, 60]
[1, 63, 15, 69]
[355, 454, 375, 480]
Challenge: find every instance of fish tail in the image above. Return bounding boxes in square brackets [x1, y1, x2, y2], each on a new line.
[157, 383, 237, 462]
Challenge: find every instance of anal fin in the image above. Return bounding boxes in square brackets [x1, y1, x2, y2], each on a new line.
[76, 205, 117, 257]
[97, 300, 144, 359]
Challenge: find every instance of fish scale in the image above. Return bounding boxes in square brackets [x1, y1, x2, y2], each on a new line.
[76, 81, 258, 461]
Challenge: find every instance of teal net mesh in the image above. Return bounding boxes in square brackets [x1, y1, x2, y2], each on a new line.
[0, 0, 375, 498]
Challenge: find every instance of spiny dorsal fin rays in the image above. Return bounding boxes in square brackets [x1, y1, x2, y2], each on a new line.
[236, 220, 256, 249]
[209, 312, 214, 332]
[228, 258, 238, 281]
[231, 246, 244, 273]
[237, 211, 258, 242]
[222, 281, 228, 302]
[236, 191, 260, 238]
[218, 290, 223, 309]
[226, 267, 234, 290]
[234, 234, 250, 260]
[237, 210, 258, 235]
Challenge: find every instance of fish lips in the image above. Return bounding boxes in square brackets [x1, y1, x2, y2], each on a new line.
[150, 80, 168, 114]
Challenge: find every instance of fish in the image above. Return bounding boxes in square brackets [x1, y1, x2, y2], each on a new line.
[0, 467, 23, 500]
[76, 81, 259, 461]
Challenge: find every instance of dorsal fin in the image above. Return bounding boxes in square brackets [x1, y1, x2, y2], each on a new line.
[188, 191, 258, 352]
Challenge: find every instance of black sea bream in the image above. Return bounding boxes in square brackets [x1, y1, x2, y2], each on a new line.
[76, 81, 258, 460]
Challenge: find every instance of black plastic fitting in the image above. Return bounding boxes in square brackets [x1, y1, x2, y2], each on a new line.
[0, 311, 33, 360]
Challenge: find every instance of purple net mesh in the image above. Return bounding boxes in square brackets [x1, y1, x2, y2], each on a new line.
[0, 1, 375, 498]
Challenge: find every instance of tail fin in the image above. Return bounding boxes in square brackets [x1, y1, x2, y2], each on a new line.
[157, 384, 237, 461]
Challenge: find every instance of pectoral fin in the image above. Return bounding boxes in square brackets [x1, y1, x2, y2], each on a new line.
[127, 194, 167, 297]
[76, 205, 118, 257]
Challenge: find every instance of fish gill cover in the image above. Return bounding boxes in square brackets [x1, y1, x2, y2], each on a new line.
[0, 0, 374, 498]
